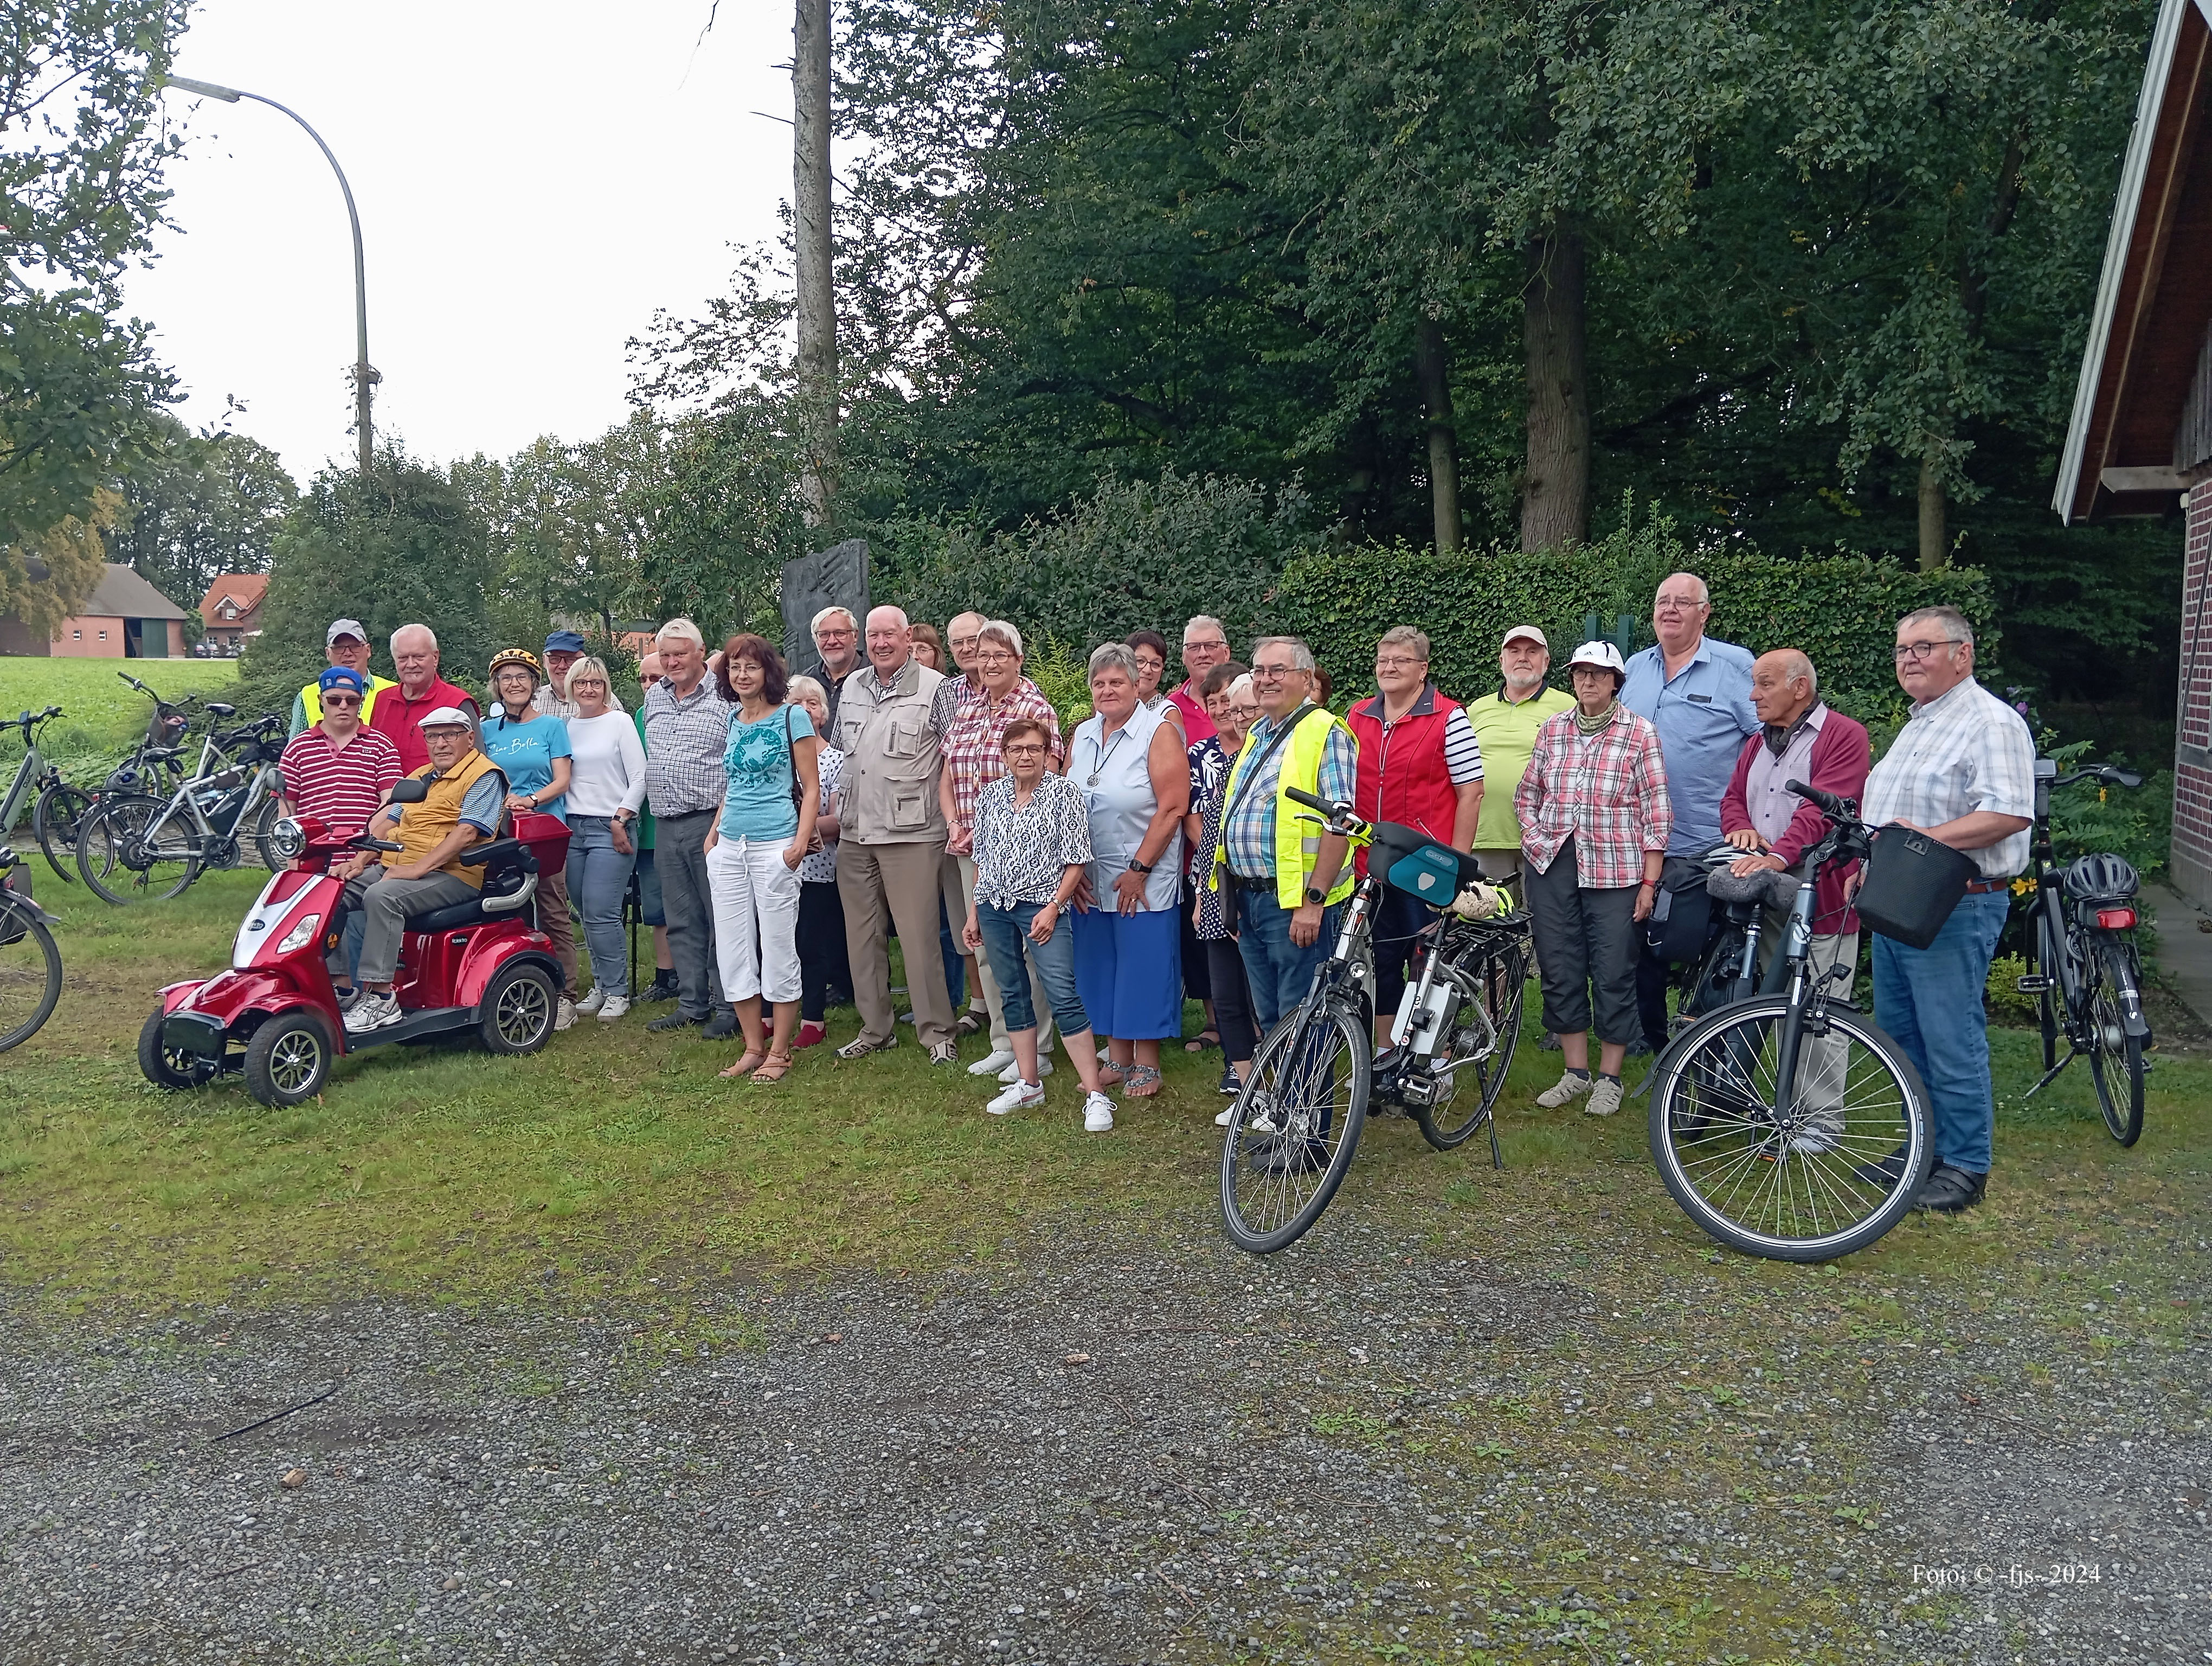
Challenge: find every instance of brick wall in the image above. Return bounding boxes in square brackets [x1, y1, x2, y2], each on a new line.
[2177, 481, 2212, 906]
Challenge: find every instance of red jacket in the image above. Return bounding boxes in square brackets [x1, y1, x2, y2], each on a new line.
[1719, 704, 1870, 935]
[1347, 684, 1467, 874]
[368, 676, 480, 775]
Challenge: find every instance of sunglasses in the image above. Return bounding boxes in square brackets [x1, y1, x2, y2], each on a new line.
[322, 694, 362, 708]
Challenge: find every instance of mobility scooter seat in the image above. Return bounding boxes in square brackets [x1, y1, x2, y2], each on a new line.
[409, 840, 540, 932]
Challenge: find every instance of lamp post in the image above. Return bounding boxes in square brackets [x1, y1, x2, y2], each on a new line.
[162, 76, 378, 476]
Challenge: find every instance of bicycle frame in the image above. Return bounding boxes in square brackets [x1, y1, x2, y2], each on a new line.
[139, 730, 280, 856]
[0, 711, 62, 834]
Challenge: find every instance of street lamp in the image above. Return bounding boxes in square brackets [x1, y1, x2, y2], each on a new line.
[162, 75, 379, 476]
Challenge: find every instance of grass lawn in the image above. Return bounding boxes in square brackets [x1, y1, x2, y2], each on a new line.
[0, 656, 245, 792]
[3, 867, 2207, 1318]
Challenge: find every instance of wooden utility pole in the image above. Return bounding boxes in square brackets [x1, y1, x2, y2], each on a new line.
[794, 0, 838, 527]
[1520, 228, 1589, 554]
[1413, 318, 1463, 554]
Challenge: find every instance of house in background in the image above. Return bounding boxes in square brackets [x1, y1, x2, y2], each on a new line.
[0, 563, 189, 658]
[199, 573, 269, 651]
[2055, 0, 2212, 907]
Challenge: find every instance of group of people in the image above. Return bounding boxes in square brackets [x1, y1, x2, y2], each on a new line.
[273, 575, 2032, 1212]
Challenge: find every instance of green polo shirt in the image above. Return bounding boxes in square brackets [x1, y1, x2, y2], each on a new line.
[1463, 685, 1576, 849]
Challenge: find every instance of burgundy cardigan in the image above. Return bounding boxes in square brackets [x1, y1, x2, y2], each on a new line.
[1718, 707, 1871, 935]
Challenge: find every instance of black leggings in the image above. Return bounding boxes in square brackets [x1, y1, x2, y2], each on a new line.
[798, 879, 852, 1022]
[1205, 936, 1259, 1065]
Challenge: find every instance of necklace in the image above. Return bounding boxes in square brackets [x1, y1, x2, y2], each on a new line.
[1084, 725, 1129, 787]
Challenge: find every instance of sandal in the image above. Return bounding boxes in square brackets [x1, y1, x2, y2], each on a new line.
[1120, 1063, 1164, 1098]
[1184, 1028, 1220, 1053]
[719, 1049, 767, 1079]
[955, 1011, 984, 1036]
[750, 1050, 794, 1085]
[1096, 1060, 1128, 1086]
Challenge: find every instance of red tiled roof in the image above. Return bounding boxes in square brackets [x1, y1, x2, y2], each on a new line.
[200, 573, 268, 624]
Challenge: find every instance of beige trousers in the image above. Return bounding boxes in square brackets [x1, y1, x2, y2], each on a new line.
[949, 851, 1057, 1055]
[839, 839, 955, 1049]
[1758, 906, 1860, 1113]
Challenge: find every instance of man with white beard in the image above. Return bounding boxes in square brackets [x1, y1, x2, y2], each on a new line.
[1463, 626, 1575, 887]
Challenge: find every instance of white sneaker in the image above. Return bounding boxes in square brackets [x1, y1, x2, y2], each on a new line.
[1535, 1071, 1593, 1108]
[968, 1047, 1017, 1077]
[596, 995, 631, 1023]
[344, 992, 402, 1034]
[999, 1055, 1053, 1084]
[575, 986, 606, 1015]
[554, 996, 577, 1033]
[986, 1079, 1046, 1116]
[1215, 1103, 1238, 1127]
[1082, 1092, 1115, 1133]
[1097, 1045, 1113, 1063]
[1789, 1107, 1843, 1154]
[1584, 1075, 1624, 1117]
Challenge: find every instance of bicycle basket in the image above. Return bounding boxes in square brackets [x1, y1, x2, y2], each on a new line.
[1854, 823, 1976, 950]
[1369, 821, 1481, 908]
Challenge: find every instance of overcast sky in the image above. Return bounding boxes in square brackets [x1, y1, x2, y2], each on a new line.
[124, 1, 801, 486]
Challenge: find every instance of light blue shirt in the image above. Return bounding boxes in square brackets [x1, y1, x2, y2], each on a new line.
[480, 709, 573, 823]
[719, 703, 816, 843]
[1621, 637, 1757, 856]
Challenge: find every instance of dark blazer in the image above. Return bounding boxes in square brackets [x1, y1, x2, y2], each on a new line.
[1719, 706, 1871, 934]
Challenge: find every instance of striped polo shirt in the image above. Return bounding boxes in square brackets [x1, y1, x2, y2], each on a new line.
[278, 724, 403, 836]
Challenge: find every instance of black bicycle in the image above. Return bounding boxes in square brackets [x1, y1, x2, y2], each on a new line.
[1219, 786, 1531, 1254]
[76, 706, 287, 905]
[0, 846, 63, 1053]
[2018, 758, 2151, 1145]
[1647, 781, 1935, 1262]
[0, 706, 93, 883]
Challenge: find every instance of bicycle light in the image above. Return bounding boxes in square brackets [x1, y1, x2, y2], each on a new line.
[2094, 906, 2137, 930]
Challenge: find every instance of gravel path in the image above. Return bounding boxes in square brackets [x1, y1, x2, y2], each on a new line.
[3, 1215, 2205, 1665]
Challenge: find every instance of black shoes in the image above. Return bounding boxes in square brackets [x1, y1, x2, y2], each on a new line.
[1852, 1142, 1911, 1189]
[640, 971, 680, 1004]
[1218, 1062, 1239, 1096]
[646, 1010, 702, 1033]
[701, 1009, 738, 1041]
[1911, 1163, 1987, 1214]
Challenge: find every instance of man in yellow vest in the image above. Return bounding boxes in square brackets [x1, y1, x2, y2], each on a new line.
[291, 618, 398, 738]
[1208, 636, 1359, 1037]
[335, 708, 507, 1035]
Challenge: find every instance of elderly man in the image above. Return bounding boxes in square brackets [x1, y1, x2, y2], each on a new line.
[833, 604, 964, 1065]
[1862, 606, 2033, 1214]
[288, 619, 397, 739]
[531, 629, 622, 719]
[1621, 573, 1758, 1053]
[367, 624, 481, 774]
[639, 619, 736, 1039]
[629, 651, 679, 1003]
[1464, 626, 1575, 886]
[279, 665, 404, 1005]
[802, 606, 864, 735]
[337, 708, 507, 1035]
[946, 611, 990, 712]
[1167, 616, 1231, 743]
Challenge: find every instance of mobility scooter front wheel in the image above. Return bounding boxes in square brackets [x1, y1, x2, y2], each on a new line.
[138, 1008, 221, 1089]
[481, 961, 558, 1054]
[243, 1011, 332, 1106]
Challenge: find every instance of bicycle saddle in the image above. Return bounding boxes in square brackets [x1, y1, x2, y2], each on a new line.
[1705, 865, 1799, 909]
[205, 702, 237, 717]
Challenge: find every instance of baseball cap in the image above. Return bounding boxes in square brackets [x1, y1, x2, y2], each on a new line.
[543, 629, 587, 654]
[1501, 625, 1547, 650]
[318, 666, 366, 695]
[1568, 640, 1627, 675]
[326, 618, 368, 646]
[419, 706, 474, 729]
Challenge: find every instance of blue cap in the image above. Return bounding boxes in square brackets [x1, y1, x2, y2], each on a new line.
[543, 629, 587, 654]
[319, 666, 367, 695]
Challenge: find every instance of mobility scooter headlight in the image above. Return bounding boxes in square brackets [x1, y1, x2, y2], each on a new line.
[267, 817, 308, 862]
[276, 912, 321, 954]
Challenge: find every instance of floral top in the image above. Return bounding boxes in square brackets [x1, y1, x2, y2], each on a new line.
[1512, 707, 1673, 889]
[798, 745, 845, 883]
[1187, 735, 1233, 939]
[971, 772, 1093, 909]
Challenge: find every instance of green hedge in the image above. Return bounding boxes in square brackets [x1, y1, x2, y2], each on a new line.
[1275, 525, 1999, 729]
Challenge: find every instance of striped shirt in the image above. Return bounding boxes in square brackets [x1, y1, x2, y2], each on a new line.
[1863, 676, 2035, 879]
[278, 724, 403, 837]
[641, 676, 733, 817]
[1221, 708, 1358, 880]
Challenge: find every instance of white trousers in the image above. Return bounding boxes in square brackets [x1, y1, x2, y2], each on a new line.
[708, 836, 803, 1004]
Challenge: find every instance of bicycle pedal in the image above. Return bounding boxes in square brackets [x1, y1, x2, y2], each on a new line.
[2014, 975, 2052, 994]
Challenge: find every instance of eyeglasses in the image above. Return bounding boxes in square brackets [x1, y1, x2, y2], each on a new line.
[322, 694, 362, 708]
[1374, 655, 1424, 670]
[1183, 638, 1227, 652]
[1003, 743, 1047, 756]
[1251, 664, 1301, 680]
[975, 651, 1015, 666]
[949, 633, 981, 650]
[816, 627, 855, 641]
[1893, 638, 1964, 662]
[1133, 656, 1164, 671]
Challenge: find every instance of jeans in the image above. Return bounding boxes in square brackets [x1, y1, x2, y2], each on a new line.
[566, 814, 638, 997]
[655, 810, 723, 1020]
[1873, 888, 2009, 1174]
[975, 901, 1090, 1037]
[1234, 886, 1340, 1036]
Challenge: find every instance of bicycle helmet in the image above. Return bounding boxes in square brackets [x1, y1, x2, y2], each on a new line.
[2063, 851, 2139, 906]
[488, 646, 544, 682]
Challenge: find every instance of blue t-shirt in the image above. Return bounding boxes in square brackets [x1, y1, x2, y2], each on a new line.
[718, 703, 815, 843]
[480, 709, 573, 822]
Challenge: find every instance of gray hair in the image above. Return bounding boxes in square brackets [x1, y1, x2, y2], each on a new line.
[565, 655, 612, 695]
[1251, 636, 1316, 672]
[979, 619, 1025, 659]
[1226, 674, 1255, 703]
[1182, 614, 1227, 644]
[1772, 649, 1818, 696]
[1899, 605, 1974, 649]
[391, 622, 437, 652]
[1087, 642, 1140, 684]
[787, 674, 827, 708]
[810, 606, 858, 637]
[1657, 572, 1711, 606]
[1378, 625, 1431, 661]
[656, 617, 705, 649]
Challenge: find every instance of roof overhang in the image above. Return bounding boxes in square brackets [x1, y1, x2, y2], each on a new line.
[2055, 0, 2212, 523]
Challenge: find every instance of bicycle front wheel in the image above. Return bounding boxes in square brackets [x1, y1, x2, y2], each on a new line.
[1221, 999, 1371, 1254]
[76, 796, 199, 905]
[33, 783, 92, 882]
[2087, 943, 2146, 1147]
[1648, 995, 1932, 1261]
[1417, 931, 1526, 1151]
[0, 901, 62, 1052]
[250, 796, 285, 872]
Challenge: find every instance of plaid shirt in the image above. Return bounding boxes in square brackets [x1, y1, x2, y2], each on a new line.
[1864, 676, 2035, 879]
[941, 678, 1065, 831]
[641, 675, 733, 817]
[1221, 708, 1358, 880]
[1514, 708, 1674, 889]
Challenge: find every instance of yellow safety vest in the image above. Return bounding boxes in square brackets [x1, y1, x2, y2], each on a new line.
[1210, 705, 1359, 911]
[389, 748, 504, 889]
[303, 674, 396, 728]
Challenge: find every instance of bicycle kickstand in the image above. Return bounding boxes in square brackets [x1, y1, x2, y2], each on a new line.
[2023, 1049, 2080, 1100]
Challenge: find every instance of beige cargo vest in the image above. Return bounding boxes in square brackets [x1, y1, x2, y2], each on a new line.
[834, 657, 949, 844]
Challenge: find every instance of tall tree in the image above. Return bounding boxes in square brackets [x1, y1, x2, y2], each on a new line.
[106, 414, 298, 606]
[794, 0, 839, 527]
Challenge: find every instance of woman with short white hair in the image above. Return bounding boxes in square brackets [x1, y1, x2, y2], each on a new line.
[563, 656, 647, 1021]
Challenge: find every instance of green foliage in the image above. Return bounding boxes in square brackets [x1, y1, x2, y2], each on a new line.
[105, 413, 297, 609]
[2042, 740, 2173, 881]
[628, 405, 810, 633]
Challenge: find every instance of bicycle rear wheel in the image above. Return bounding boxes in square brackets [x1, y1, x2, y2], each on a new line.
[76, 796, 199, 905]
[1416, 931, 1526, 1151]
[0, 900, 62, 1052]
[1648, 995, 1931, 1261]
[250, 795, 284, 872]
[1220, 999, 1371, 1254]
[2086, 943, 2146, 1147]
[33, 783, 92, 882]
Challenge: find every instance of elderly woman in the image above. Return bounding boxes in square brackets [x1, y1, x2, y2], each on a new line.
[939, 619, 1066, 1081]
[1513, 640, 1672, 1119]
[961, 719, 1118, 1129]
[705, 635, 820, 1083]
[909, 622, 947, 673]
[787, 674, 851, 1048]
[1070, 642, 1188, 1100]
[482, 647, 578, 1028]
[1184, 661, 1258, 1108]
[562, 656, 647, 1022]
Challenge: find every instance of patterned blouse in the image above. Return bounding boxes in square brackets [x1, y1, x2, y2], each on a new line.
[798, 745, 845, 883]
[971, 772, 1094, 909]
[941, 678, 1065, 832]
[1512, 707, 1673, 889]
[1187, 735, 1233, 939]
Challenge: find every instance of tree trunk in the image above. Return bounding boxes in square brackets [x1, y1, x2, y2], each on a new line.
[1520, 228, 1589, 554]
[794, 0, 838, 528]
[1412, 317, 1462, 554]
[1918, 448, 1947, 570]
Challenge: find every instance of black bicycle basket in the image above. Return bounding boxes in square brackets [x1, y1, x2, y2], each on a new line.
[1854, 823, 1977, 950]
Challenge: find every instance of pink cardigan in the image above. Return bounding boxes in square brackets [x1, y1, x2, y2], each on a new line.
[1719, 708, 1872, 935]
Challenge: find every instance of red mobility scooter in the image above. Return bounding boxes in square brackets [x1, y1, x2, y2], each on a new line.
[140, 784, 571, 1106]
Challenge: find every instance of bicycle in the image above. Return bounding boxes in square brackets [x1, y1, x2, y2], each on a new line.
[1219, 785, 1532, 1255]
[1646, 780, 1935, 1262]
[0, 844, 63, 1052]
[2017, 757, 2151, 1145]
[0, 706, 93, 883]
[75, 707, 288, 905]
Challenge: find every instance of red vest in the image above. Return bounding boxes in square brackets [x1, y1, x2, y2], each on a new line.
[1347, 685, 1465, 873]
[368, 676, 478, 776]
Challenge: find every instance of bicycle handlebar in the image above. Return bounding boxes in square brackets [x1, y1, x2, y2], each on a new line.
[1283, 785, 1370, 837]
[2052, 765, 2143, 791]
[1785, 779, 1858, 821]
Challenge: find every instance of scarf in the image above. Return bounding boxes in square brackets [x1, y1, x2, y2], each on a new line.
[1573, 701, 1619, 736]
[1761, 705, 1819, 758]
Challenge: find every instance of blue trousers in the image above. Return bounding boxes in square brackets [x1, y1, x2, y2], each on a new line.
[566, 815, 639, 997]
[1872, 888, 2009, 1174]
[975, 901, 1090, 1038]
[1235, 887, 1341, 1035]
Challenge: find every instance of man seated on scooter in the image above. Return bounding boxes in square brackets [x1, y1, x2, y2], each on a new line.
[336, 707, 507, 1036]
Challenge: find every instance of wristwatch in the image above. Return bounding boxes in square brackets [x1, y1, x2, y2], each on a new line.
[1127, 857, 1154, 875]
[1304, 885, 1327, 905]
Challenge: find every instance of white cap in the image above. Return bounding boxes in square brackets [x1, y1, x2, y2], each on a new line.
[1568, 640, 1626, 675]
[1501, 624, 1547, 650]
[326, 618, 368, 645]
[419, 706, 474, 729]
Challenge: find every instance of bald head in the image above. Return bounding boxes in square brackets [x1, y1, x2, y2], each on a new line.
[864, 605, 912, 674]
[1749, 648, 1818, 729]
